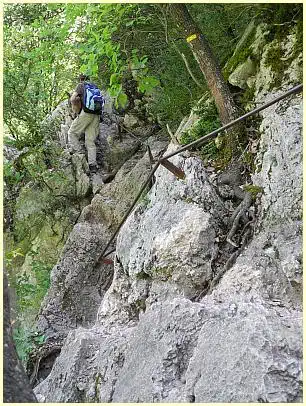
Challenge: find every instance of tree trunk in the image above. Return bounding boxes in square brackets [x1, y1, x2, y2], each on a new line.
[170, 4, 243, 156]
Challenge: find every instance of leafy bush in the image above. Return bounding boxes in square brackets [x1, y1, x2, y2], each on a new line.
[180, 102, 221, 146]
[12, 251, 51, 314]
[147, 84, 195, 129]
[145, 44, 203, 128]
[200, 140, 220, 162]
[5, 247, 24, 267]
[4, 162, 24, 186]
[7, 248, 50, 366]
[13, 326, 46, 366]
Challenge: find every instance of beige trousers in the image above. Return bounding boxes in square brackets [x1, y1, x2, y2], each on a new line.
[68, 110, 100, 166]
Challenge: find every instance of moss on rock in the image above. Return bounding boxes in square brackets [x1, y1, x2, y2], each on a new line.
[243, 184, 264, 198]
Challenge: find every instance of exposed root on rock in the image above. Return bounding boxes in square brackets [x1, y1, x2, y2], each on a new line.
[209, 225, 253, 292]
[27, 340, 63, 388]
[195, 163, 258, 299]
[226, 191, 252, 247]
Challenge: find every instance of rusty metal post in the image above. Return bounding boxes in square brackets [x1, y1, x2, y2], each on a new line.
[160, 158, 186, 179]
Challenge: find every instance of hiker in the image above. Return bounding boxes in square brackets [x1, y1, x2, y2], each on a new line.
[68, 74, 104, 173]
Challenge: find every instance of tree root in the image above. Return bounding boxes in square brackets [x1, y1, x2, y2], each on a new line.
[28, 341, 62, 387]
[226, 191, 252, 247]
[196, 163, 258, 297]
[208, 225, 253, 293]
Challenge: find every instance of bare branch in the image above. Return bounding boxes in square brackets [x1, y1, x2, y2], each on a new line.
[180, 52, 205, 90]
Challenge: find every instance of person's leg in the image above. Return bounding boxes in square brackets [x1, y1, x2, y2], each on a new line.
[85, 115, 100, 167]
[68, 110, 93, 153]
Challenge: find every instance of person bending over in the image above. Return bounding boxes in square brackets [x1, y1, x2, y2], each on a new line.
[68, 74, 102, 173]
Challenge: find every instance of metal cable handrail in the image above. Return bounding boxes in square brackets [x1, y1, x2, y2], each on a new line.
[99, 84, 303, 261]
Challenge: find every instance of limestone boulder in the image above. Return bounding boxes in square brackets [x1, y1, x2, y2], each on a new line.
[36, 222, 113, 341]
[228, 57, 257, 89]
[123, 113, 142, 129]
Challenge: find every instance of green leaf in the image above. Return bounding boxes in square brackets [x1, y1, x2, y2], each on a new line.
[117, 92, 128, 108]
[80, 64, 87, 73]
[109, 83, 122, 98]
[110, 73, 120, 86]
[34, 334, 46, 345]
[138, 76, 160, 94]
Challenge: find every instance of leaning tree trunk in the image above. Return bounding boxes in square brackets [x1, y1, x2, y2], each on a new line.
[170, 4, 244, 156]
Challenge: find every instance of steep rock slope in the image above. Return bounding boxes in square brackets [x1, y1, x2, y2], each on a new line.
[34, 27, 302, 402]
[36, 136, 168, 343]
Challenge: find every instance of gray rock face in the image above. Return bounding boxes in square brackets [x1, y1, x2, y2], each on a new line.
[34, 32, 302, 403]
[253, 92, 302, 226]
[185, 301, 302, 403]
[37, 222, 113, 340]
[109, 151, 225, 300]
[34, 325, 133, 402]
[35, 84, 302, 401]
[111, 299, 210, 403]
[36, 137, 169, 344]
[70, 153, 91, 197]
[81, 137, 168, 226]
[4, 144, 22, 162]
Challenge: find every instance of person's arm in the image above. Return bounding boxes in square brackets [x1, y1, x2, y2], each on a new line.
[70, 91, 80, 103]
[70, 91, 81, 114]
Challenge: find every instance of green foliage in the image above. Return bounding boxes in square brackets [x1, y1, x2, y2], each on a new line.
[135, 298, 146, 312]
[139, 190, 151, 209]
[4, 4, 77, 147]
[200, 141, 220, 162]
[117, 92, 129, 109]
[12, 251, 51, 314]
[68, 4, 160, 108]
[5, 247, 25, 267]
[13, 326, 46, 366]
[259, 3, 302, 37]
[129, 50, 160, 95]
[5, 3, 297, 144]
[264, 42, 284, 89]
[222, 4, 302, 84]
[180, 103, 221, 146]
[4, 141, 74, 286]
[263, 6, 303, 90]
[4, 6, 301, 361]
[191, 4, 258, 66]
[144, 36, 204, 127]
[243, 184, 264, 198]
[147, 83, 195, 128]
[4, 162, 25, 186]
[240, 84, 256, 108]
[8, 249, 50, 366]
[152, 267, 173, 281]
[222, 37, 256, 81]
[292, 19, 303, 59]
[4, 3, 262, 139]
[135, 270, 151, 280]
[138, 76, 160, 94]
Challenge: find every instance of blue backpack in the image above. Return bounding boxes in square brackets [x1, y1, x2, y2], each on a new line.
[83, 82, 105, 115]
